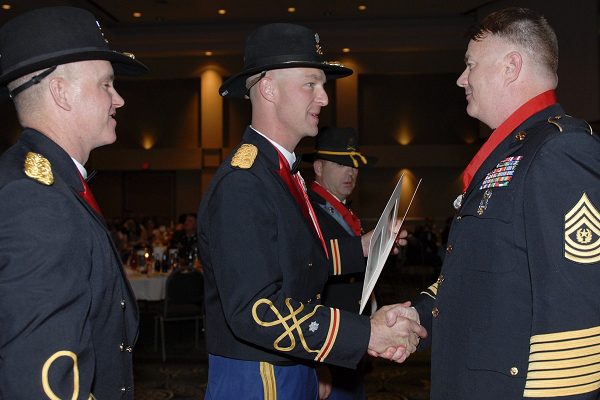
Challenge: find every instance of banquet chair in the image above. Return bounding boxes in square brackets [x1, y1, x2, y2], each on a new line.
[154, 268, 204, 361]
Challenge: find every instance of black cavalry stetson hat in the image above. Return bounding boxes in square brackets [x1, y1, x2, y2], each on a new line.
[219, 23, 352, 98]
[0, 6, 148, 86]
[303, 127, 377, 168]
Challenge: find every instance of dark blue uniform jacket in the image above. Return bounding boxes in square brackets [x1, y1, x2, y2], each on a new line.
[198, 127, 371, 369]
[414, 105, 600, 399]
[0, 129, 138, 399]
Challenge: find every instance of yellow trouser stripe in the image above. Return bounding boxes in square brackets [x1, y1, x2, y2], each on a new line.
[260, 362, 277, 400]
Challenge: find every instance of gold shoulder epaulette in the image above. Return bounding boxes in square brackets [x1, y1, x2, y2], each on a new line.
[231, 144, 258, 169]
[24, 152, 54, 185]
[547, 115, 564, 132]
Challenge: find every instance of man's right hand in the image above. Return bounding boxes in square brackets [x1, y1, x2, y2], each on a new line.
[367, 302, 427, 363]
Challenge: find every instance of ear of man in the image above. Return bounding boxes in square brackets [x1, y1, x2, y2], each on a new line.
[313, 159, 323, 177]
[258, 75, 276, 102]
[48, 75, 72, 111]
[504, 51, 523, 85]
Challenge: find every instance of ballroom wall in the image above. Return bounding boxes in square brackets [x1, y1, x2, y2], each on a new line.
[0, 0, 597, 230]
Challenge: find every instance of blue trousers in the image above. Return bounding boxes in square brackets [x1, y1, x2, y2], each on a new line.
[206, 354, 319, 400]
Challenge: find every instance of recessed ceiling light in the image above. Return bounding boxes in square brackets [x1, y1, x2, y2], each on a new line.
[342, 48, 351, 53]
[205, 51, 213, 56]
[218, 9, 227, 15]
[1, 4, 11, 10]
[358, 4, 367, 11]
[287, 7, 296, 13]
[132, 11, 142, 18]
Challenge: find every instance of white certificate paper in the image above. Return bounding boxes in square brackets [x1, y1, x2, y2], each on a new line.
[359, 174, 421, 314]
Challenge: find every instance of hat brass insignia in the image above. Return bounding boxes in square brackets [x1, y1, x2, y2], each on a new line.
[231, 144, 258, 169]
[24, 152, 54, 185]
[564, 192, 600, 264]
[314, 33, 323, 55]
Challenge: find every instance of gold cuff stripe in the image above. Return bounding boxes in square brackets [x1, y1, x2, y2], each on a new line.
[419, 291, 436, 300]
[525, 327, 600, 397]
[531, 326, 600, 344]
[524, 381, 600, 397]
[527, 362, 600, 379]
[260, 362, 277, 400]
[330, 239, 341, 275]
[530, 336, 600, 354]
[420, 282, 438, 299]
[526, 370, 600, 389]
[529, 351, 600, 370]
[42, 350, 79, 400]
[315, 308, 340, 363]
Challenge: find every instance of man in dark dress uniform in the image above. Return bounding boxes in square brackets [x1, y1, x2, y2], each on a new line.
[386, 7, 600, 400]
[305, 126, 378, 399]
[197, 23, 426, 400]
[0, 7, 147, 399]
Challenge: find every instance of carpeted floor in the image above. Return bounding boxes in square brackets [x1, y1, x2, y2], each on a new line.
[133, 263, 435, 399]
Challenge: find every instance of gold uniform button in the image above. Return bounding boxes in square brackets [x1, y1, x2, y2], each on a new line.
[315, 293, 321, 300]
[125, 346, 133, 353]
[510, 367, 519, 376]
[456, 215, 462, 220]
[446, 244, 453, 254]
[436, 275, 445, 285]
[121, 387, 127, 393]
[119, 343, 124, 352]
[515, 131, 527, 141]
[120, 299, 126, 310]
[432, 307, 440, 317]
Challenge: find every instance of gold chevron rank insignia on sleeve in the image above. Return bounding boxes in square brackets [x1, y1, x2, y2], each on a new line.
[24, 152, 54, 186]
[564, 193, 600, 264]
[524, 326, 600, 397]
[231, 144, 258, 169]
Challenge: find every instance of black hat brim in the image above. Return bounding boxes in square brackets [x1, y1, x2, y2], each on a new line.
[0, 48, 148, 85]
[219, 61, 352, 98]
[302, 152, 377, 168]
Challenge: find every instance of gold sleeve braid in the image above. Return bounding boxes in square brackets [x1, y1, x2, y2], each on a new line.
[524, 326, 600, 397]
[252, 298, 340, 363]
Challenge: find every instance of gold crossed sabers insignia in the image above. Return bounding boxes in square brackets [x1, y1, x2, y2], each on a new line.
[252, 298, 321, 353]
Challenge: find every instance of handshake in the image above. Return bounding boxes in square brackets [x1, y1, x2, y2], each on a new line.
[367, 302, 427, 363]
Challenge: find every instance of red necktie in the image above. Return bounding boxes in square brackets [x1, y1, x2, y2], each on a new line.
[310, 181, 362, 236]
[78, 173, 103, 216]
[277, 151, 329, 258]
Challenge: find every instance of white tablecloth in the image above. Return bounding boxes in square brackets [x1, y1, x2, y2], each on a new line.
[125, 269, 168, 301]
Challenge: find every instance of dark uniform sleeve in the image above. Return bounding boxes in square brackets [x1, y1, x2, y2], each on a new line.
[0, 180, 96, 399]
[521, 129, 600, 399]
[325, 235, 365, 276]
[412, 280, 438, 350]
[206, 171, 371, 368]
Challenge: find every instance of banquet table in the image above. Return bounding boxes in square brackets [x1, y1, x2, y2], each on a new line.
[125, 268, 168, 301]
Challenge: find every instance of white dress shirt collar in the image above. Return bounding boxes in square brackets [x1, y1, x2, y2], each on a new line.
[250, 125, 296, 169]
